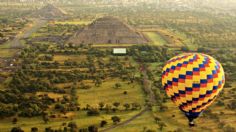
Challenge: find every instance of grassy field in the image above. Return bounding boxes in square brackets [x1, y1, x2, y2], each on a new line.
[91, 43, 137, 48]
[0, 42, 11, 49]
[0, 110, 145, 132]
[140, 28, 192, 48]
[77, 78, 145, 107]
[0, 49, 19, 58]
[53, 20, 92, 25]
[143, 32, 167, 46]
[112, 111, 158, 132]
[0, 54, 150, 131]
[0, 55, 145, 131]
[53, 55, 87, 63]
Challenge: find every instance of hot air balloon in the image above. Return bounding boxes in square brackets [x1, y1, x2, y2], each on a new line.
[162, 53, 225, 126]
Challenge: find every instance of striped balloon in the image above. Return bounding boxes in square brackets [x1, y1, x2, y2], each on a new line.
[162, 53, 225, 126]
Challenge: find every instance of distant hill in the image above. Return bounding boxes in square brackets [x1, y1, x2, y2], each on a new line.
[69, 16, 148, 45]
[33, 4, 67, 19]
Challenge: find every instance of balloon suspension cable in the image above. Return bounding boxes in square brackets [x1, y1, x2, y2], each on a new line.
[188, 117, 195, 127]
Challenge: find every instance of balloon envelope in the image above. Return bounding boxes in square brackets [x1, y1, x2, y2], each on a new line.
[162, 53, 225, 122]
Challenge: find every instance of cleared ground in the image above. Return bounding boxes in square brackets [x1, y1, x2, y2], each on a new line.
[143, 32, 167, 46]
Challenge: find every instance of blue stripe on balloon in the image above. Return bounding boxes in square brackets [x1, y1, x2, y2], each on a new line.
[186, 87, 192, 91]
[213, 86, 218, 90]
[212, 70, 217, 74]
[193, 84, 200, 88]
[200, 79, 207, 84]
[199, 64, 205, 68]
[207, 75, 213, 79]
[173, 78, 178, 82]
[179, 75, 186, 79]
[199, 95, 205, 98]
[183, 61, 188, 64]
[193, 68, 200, 71]
[186, 71, 193, 75]
[177, 63, 182, 67]
[206, 90, 212, 94]
[171, 66, 176, 70]
[167, 80, 172, 85]
[179, 90, 186, 94]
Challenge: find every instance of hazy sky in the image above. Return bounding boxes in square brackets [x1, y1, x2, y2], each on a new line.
[1, 0, 236, 10]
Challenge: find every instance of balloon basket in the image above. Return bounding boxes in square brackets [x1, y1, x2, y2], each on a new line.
[189, 121, 195, 127]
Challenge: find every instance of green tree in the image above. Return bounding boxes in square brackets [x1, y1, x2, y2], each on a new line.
[87, 108, 100, 116]
[123, 103, 130, 110]
[31, 127, 38, 132]
[0, 32, 4, 38]
[68, 122, 77, 131]
[111, 116, 121, 124]
[12, 117, 18, 124]
[100, 120, 107, 127]
[158, 122, 167, 131]
[95, 78, 102, 87]
[181, 46, 190, 52]
[114, 83, 121, 89]
[11, 127, 24, 132]
[88, 125, 98, 132]
[113, 102, 120, 109]
[99, 102, 105, 110]
[71, 83, 78, 105]
[42, 113, 49, 124]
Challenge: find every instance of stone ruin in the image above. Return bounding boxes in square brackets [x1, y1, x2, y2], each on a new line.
[69, 16, 148, 45]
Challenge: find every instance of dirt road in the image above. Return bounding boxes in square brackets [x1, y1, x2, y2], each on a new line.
[100, 108, 149, 132]
[9, 19, 47, 49]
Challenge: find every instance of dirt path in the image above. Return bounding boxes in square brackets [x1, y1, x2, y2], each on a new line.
[100, 108, 149, 132]
[140, 64, 157, 105]
[9, 19, 47, 49]
[22, 19, 47, 39]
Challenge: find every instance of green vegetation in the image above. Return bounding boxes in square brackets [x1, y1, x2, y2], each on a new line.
[54, 20, 92, 25]
[0, 2, 235, 132]
[0, 49, 19, 57]
[144, 32, 167, 46]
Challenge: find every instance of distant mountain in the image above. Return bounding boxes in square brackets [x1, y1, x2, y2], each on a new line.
[69, 16, 148, 45]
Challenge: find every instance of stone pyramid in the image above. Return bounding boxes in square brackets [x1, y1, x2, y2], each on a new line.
[69, 16, 148, 45]
[34, 4, 67, 19]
